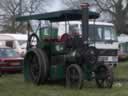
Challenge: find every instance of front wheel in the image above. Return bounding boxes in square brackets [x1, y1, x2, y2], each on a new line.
[95, 66, 113, 88]
[66, 64, 83, 89]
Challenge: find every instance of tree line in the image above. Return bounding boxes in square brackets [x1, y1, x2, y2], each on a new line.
[0, 0, 128, 35]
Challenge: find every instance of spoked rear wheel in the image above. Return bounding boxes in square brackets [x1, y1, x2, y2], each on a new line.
[25, 48, 48, 85]
[66, 64, 83, 89]
[95, 66, 113, 88]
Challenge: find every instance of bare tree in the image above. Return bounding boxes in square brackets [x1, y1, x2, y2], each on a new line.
[0, 0, 22, 33]
[0, 0, 47, 33]
[95, 0, 128, 34]
[24, 0, 48, 15]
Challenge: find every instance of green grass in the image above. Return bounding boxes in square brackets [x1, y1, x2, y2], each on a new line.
[114, 61, 128, 79]
[0, 74, 128, 96]
[0, 61, 128, 96]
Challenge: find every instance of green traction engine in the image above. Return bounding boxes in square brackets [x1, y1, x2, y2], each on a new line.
[16, 3, 114, 89]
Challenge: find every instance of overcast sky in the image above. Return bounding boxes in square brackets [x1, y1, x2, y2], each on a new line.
[46, 0, 65, 12]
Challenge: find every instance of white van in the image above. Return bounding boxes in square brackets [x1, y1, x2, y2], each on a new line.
[58, 21, 118, 66]
[0, 33, 27, 56]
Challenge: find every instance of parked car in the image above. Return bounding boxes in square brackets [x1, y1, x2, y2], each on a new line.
[0, 46, 23, 74]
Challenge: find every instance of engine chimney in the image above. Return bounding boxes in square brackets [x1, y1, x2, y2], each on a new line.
[80, 3, 89, 44]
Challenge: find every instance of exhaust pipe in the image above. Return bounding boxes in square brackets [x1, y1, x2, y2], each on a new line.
[80, 3, 89, 44]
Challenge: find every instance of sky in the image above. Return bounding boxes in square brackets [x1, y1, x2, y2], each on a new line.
[46, 0, 65, 12]
[47, 0, 96, 12]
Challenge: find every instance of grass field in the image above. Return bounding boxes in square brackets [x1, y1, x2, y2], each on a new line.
[0, 61, 128, 96]
[115, 61, 128, 79]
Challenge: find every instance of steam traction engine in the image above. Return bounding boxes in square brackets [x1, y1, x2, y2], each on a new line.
[16, 3, 114, 89]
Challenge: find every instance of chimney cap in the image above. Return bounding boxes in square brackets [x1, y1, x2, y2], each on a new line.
[80, 3, 89, 8]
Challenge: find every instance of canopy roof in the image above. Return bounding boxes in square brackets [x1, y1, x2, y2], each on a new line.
[16, 9, 99, 22]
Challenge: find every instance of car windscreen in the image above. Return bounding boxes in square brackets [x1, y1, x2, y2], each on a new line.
[0, 48, 19, 58]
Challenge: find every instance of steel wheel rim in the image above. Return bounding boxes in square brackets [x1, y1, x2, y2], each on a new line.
[30, 54, 40, 81]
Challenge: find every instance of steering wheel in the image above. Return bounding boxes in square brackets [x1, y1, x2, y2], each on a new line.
[27, 33, 39, 49]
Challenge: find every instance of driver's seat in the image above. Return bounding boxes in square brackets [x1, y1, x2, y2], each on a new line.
[59, 33, 71, 42]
